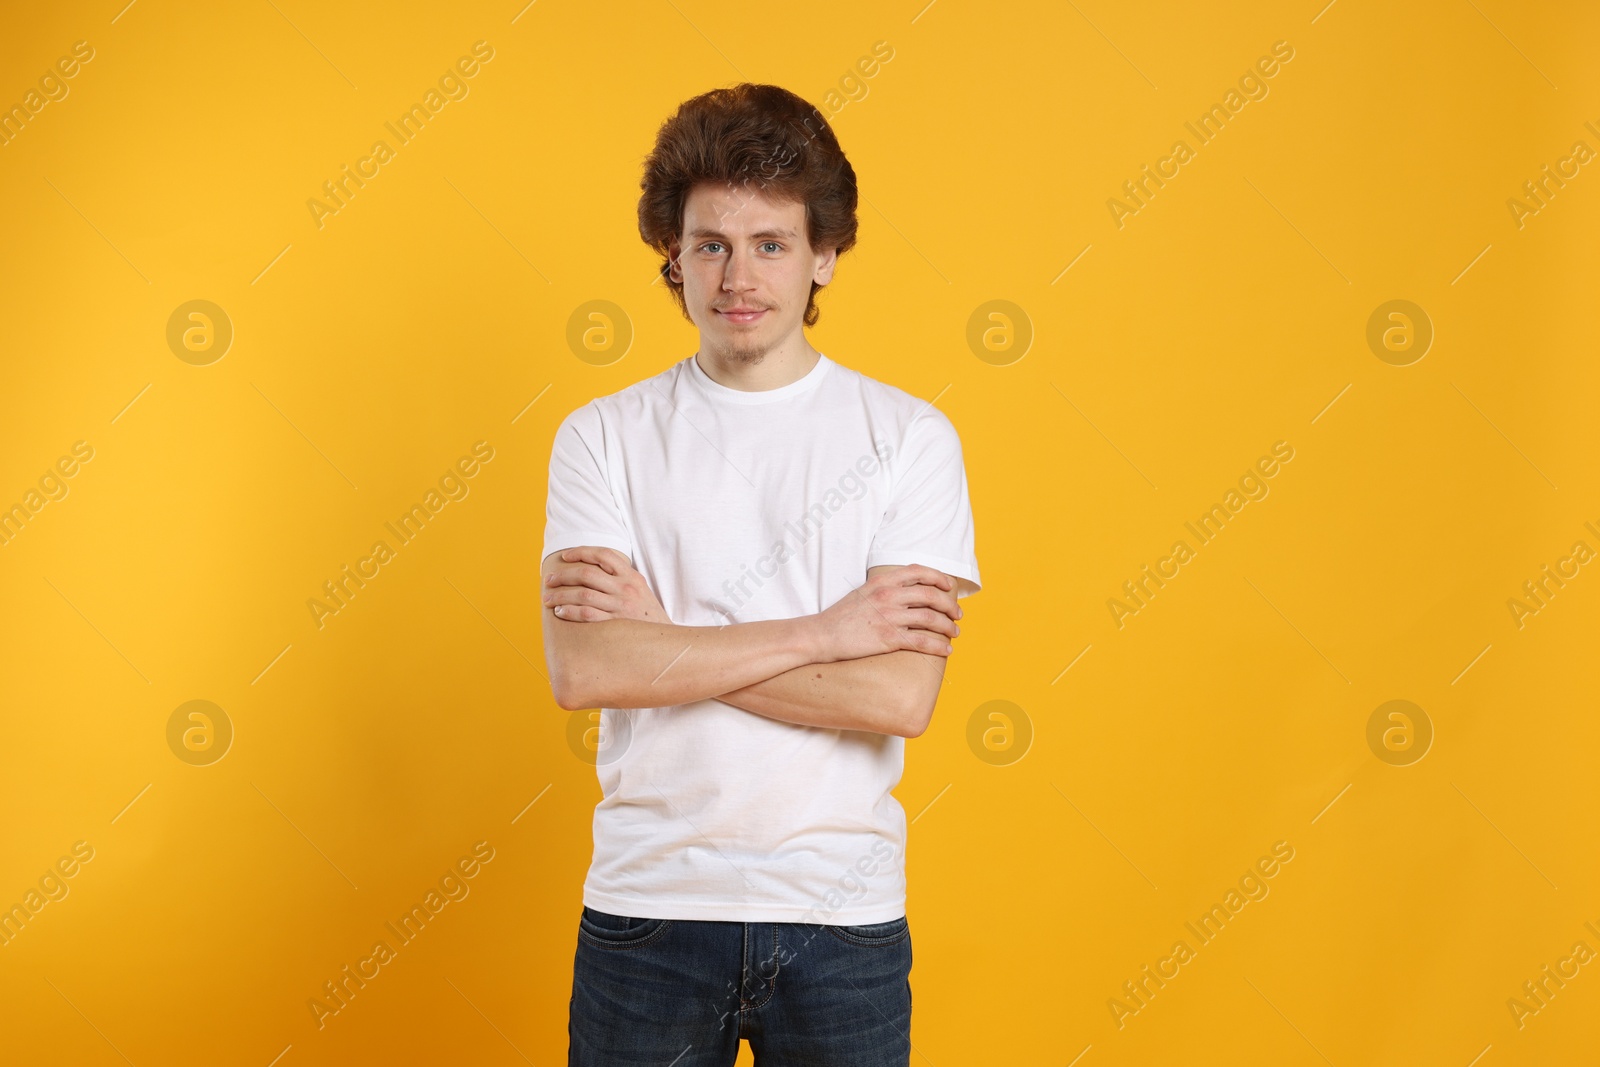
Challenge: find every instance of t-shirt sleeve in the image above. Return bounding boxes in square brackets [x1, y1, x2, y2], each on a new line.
[865, 408, 982, 598]
[542, 403, 634, 566]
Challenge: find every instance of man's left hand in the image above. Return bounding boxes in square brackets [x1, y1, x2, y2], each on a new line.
[542, 546, 671, 623]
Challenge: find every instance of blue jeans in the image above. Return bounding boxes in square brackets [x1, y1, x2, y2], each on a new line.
[568, 905, 913, 1066]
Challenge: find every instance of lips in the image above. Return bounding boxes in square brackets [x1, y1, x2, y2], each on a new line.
[718, 307, 767, 323]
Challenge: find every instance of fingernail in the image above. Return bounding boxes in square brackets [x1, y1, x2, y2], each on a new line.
[956, 607, 963, 619]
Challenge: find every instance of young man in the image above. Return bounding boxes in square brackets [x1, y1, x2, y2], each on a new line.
[541, 83, 981, 1066]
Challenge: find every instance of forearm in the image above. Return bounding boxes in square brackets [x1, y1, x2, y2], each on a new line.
[717, 651, 931, 737]
[549, 613, 820, 711]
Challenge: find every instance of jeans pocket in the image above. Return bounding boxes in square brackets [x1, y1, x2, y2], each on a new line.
[577, 906, 672, 949]
[824, 915, 909, 947]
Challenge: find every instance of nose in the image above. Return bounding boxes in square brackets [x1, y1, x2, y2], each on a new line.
[722, 246, 757, 294]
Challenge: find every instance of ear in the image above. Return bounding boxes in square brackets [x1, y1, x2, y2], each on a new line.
[813, 245, 839, 285]
[666, 239, 682, 283]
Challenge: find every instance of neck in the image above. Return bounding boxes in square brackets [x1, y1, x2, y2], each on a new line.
[694, 337, 821, 392]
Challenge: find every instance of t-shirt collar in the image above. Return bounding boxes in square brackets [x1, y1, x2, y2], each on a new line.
[686, 350, 832, 405]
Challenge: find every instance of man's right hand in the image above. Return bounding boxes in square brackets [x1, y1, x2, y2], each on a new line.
[808, 564, 962, 663]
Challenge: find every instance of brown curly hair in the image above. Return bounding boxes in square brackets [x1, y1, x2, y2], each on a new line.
[637, 83, 859, 328]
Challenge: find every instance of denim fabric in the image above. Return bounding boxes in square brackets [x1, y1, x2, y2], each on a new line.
[568, 905, 913, 1065]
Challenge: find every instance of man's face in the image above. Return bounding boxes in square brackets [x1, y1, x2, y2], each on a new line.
[668, 180, 837, 363]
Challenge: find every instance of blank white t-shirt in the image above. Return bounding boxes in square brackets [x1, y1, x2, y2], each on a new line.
[542, 350, 981, 923]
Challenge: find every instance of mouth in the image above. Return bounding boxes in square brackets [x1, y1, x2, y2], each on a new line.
[716, 307, 767, 324]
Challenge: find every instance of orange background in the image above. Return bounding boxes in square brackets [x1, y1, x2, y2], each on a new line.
[1, 1, 1596, 1064]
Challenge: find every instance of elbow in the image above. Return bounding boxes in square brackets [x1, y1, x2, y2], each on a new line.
[898, 695, 935, 739]
[552, 677, 583, 712]
[554, 665, 632, 712]
[547, 625, 605, 710]
[550, 664, 591, 712]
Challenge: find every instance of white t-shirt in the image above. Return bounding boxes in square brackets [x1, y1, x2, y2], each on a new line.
[542, 350, 981, 923]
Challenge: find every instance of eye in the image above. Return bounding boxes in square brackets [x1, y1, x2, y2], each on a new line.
[699, 241, 725, 254]
[761, 241, 782, 253]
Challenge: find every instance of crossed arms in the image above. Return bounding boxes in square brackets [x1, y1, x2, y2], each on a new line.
[538, 546, 970, 738]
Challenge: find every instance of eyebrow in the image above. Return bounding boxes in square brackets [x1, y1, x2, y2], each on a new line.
[685, 227, 798, 241]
